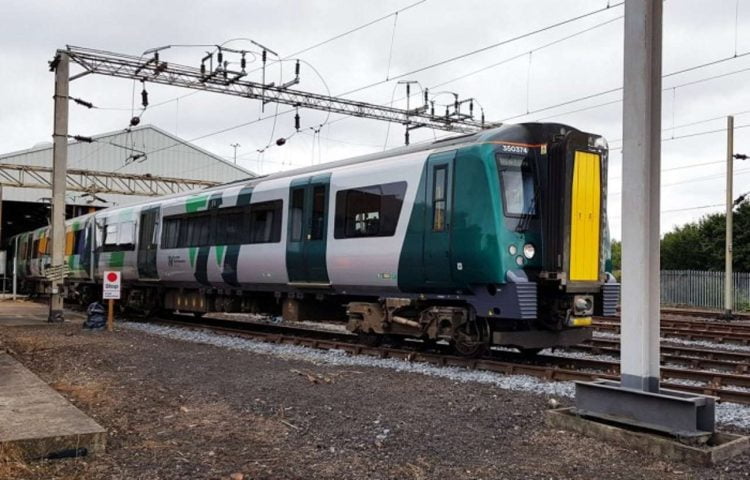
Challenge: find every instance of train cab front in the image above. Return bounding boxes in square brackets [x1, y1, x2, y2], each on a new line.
[484, 124, 620, 351]
[537, 127, 619, 330]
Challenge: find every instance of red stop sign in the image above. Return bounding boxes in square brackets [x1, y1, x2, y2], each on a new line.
[106, 272, 118, 282]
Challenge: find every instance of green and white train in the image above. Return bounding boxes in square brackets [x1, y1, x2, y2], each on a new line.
[10, 123, 618, 355]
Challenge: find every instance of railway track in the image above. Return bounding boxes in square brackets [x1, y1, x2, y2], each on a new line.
[660, 307, 750, 321]
[593, 318, 750, 345]
[573, 338, 750, 373]
[142, 314, 750, 405]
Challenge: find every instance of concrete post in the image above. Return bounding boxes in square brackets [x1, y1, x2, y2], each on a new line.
[725, 116, 734, 318]
[619, 0, 662, 392]
[575, 0, 715, 437]
[12, 235, 17, 301]
[49, 52, 69, 322]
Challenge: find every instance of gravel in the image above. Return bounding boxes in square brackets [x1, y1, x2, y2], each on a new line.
[125, 321, 750, 429]
[124, 322, 576, 398]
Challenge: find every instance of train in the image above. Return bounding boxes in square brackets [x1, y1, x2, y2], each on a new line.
[8, 122, 619, 356]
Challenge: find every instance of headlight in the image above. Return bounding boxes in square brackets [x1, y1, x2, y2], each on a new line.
[515, 256, 524, 266]
[508, 245, 517, 255]
[523, 243, 535, 259]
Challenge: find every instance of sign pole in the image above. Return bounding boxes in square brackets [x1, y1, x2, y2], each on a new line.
[102, 270, 121, 331]
[107, 298, 114, 332]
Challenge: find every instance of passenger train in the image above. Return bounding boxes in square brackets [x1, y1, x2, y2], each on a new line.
[9, 123, 619, 356]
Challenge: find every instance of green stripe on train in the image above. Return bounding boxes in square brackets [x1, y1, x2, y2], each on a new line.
[108, 251, 125, 268]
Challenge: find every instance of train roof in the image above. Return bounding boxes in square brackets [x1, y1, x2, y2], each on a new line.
[10, 122, 585, 234]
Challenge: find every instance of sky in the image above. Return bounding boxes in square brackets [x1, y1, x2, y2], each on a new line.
[2, 0, 750, 240]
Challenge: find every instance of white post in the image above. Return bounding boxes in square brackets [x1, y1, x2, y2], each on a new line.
[725, 116, 734, 318]
[620, 0, 662, 392]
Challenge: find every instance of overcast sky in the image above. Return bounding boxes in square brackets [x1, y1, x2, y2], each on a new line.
[3, 0, 750, 240]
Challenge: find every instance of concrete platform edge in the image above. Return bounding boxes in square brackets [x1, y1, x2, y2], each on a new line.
[5, 431, 107, 460]
[0, 353, 106, 460]
[546, 407, 749, 466]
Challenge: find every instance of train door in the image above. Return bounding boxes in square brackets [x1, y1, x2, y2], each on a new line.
[79, 217, 93, 278]
[286, 174, 331, 285]
[423, 151, 455, 285]
[137, 206, 160, 280]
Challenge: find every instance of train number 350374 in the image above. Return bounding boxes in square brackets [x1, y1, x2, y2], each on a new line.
[500, 144, 529, 155]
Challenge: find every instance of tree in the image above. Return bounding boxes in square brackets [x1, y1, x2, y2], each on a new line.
[658, 198, 750, 271]
[610, 239, 621, 272]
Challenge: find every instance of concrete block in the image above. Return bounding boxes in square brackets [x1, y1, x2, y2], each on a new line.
[0, 353, 106, 460]
[546, 407, 749, 466]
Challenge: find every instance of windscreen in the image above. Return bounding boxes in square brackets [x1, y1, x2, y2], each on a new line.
[496, 153, 536, 217]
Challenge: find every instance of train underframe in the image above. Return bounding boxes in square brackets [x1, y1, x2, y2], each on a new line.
[50, 279, 598, 357]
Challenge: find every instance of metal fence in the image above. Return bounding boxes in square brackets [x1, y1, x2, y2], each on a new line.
[661, 270, 750, 311]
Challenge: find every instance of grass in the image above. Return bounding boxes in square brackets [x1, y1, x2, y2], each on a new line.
[0, 443, 32, 478]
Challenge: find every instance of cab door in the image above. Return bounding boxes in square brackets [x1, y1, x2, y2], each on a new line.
[423, 151, 455, 285]
[286, 174, 331, 285]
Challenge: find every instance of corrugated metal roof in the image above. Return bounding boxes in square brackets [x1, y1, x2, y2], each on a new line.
[0, 125, 254, 206]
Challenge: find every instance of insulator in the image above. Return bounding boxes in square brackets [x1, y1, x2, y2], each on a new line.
[141, 85, 148, 108]
[201, 62, 206, 75]
[445, 106, 449, 117]
[430, 101, 434, 116]
[154, 52, 159, 62]
[405, 128, 410, 146]
[72, 97, 94, 109]
[469, 100, 474, 117]
[454, 97, 459, 110]
[481, 112, 485, 126]
[262, 49, 267, 63]
[217, 48, 223, 64]
[295, 60, 300, 76]
[72, 135, 94, 143]
[424, 88, 429, 106]
[294, 112, 300, 131]
[241, 54, 246, 70]
[406, 83, 411, 97]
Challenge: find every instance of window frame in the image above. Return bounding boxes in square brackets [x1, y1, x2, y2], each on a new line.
[431, 165, 448, 232]
[496, 153, 538, 219]
[161, 199, 284, 249]
[334, 181, 407, 239]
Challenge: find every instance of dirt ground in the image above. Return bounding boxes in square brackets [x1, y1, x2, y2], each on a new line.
[0, 301, 748, 480]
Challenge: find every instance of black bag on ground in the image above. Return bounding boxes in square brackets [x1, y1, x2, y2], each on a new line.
[83, 302, 106, 330]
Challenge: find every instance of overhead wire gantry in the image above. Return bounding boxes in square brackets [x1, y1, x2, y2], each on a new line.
[57, 45, 495, 137]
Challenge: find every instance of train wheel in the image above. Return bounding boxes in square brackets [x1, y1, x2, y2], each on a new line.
[452, 318, 489, 358]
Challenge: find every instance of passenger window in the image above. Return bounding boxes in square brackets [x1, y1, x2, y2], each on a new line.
[104, 224, 118, 245]
[186, 215, 211, 247]
[432, 166, 447, 231]
[161, 218, 180, 249]
[334, 181, 407, 238]
[290, 188, 305, 242]
[215, 210, 246, 245]
[250, 200, 282, 243]
[119, 221, 136, 247]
